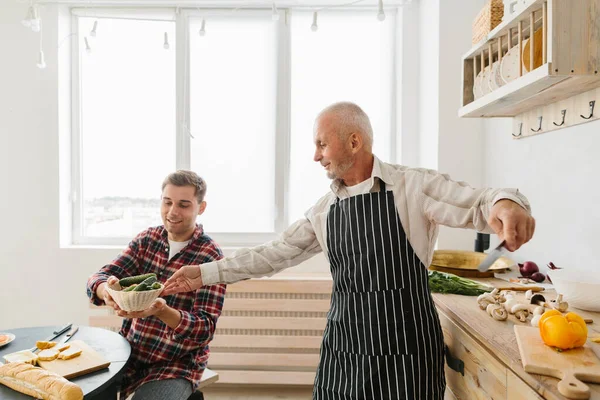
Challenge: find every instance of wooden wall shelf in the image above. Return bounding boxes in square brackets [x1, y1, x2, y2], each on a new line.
[458, 0, 600, 139]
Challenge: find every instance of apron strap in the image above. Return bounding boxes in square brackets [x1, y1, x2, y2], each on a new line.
[379, 177, 386, 193]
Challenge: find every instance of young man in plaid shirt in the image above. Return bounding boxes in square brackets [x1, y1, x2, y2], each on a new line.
[86, 170, 226, 400]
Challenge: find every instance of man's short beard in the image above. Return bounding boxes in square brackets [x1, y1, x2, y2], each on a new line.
[327, 157, 354, 180]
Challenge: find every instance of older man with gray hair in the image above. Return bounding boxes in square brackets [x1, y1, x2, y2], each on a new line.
[163, 101, 535, 399]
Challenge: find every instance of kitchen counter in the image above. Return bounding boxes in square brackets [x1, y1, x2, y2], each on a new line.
[433, 278, 600, 400]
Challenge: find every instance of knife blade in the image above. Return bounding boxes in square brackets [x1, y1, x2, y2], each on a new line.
[27, 323, 72, 353]
[477, 241, 509, 272]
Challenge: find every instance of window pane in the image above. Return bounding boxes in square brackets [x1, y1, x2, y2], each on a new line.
[189, 15, 277, 233]
[289, 11, 395, 222]
[79, 17, 176, 238]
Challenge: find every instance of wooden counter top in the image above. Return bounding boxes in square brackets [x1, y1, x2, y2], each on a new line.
[432, 278, 600, 400]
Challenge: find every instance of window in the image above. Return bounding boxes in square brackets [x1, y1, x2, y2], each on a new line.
[70, 8, 399, 246]
[289, 11, 395, 221]
[75, 16, 176, 243]
[189, 14, 277, 234]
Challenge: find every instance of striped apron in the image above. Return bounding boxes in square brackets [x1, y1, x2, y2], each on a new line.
[313, 179, 446, 400]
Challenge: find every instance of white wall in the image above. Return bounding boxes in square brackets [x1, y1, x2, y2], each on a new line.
[418, 0, 486, 250]
[483, 118, 600, 272]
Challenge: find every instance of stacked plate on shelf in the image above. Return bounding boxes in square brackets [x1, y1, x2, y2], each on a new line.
[473, 27, 542, 100]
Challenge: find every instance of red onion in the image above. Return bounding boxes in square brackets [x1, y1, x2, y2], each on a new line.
[530, 272, 545, 282]
[519, 261, 539, 277]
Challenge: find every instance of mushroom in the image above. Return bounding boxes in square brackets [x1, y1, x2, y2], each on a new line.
[549, 293, 569, 312]
[525, 289, 534, 300]
[511, 303, 530, 322]
[477, 292, 496, 310]
[487, 303, 508, 321]
[504, 294, 520, 314]
[530, 293, 547, 308]
[530, 306, 545, 327]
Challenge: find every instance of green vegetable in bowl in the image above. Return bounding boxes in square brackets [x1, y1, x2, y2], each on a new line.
[133, 275, 158, 292]
[428, 270, 492, 296]
[119, 273, 157, 288]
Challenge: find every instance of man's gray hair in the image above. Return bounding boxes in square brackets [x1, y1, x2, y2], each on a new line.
[162, 170, 207, 203]
[316, 102, 374, 148]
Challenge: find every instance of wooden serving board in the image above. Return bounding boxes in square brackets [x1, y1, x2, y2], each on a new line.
[429, 250, 513, 278]
[514, 326, 600, 399]
[37, 340, 110, 379]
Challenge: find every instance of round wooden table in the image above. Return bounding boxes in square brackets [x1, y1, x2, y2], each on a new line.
[0, 325, 131, 399]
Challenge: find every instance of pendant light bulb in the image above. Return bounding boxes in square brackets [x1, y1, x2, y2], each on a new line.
[85, 37, 92, 54]
[311, 11, 318, 32]
[31, 18, 41, 32]
[163, 32, 170, 49]
[30, 5, 40, 31]
[198, 19, 206, 36]
[22, 6, 33, 27]
[377, 0, 386, 21]
[90, 20, 98, 37]
[37, 50, 46, 69]
[271, 3, 280, 21]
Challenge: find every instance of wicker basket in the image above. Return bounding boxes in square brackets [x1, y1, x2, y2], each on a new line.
[472, 0, 504, 45]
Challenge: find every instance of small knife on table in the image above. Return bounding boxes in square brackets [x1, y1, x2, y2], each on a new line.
[56, 326, 78, 346]
[477, 240, 509, 272]
[28, 323, 72, 352]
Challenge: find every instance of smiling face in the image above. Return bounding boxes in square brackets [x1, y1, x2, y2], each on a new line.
[313, 113, 355, 180]
[160, 184, 206, 241]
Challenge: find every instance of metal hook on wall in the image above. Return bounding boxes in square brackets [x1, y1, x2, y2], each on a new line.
[553, 109, 567, 126]
[531, 116, 543, 132]
[512, 122, 523, 137]
[581, 100, 596, 119]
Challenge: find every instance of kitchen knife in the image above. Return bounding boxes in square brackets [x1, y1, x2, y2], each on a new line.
[477, 241, 509, 272]
[27, 323, 72, 352]
[56, 326, 78, 345]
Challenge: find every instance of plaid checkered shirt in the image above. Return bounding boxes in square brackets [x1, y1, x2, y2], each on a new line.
[86, 224, 226, 397]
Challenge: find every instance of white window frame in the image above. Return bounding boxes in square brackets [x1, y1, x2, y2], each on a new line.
[69, 6, 405, 248]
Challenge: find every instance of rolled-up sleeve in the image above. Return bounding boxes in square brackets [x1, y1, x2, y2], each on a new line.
[201, 217, 322, 285]
[418, 169, 531, 233]
[86, 236, 142, 305]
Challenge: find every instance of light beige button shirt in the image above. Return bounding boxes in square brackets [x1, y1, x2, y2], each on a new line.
[200, 156, 531, 285]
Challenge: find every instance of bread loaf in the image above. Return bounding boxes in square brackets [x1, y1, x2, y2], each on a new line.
[0, 362, 83, 400]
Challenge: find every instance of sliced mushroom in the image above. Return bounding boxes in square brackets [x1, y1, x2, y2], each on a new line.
[477, 292, 496, 310]
[504, 296, 520, 314]
[511, 304, 530, 322]
[487, 303, 508, 321]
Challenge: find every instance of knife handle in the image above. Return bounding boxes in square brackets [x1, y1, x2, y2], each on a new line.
[66, 326, 79, 337]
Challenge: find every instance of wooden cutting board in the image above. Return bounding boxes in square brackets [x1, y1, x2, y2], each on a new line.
[514, 326, 600, 399]
[429, 250, 512, 278]
[37, 340, 110, 379]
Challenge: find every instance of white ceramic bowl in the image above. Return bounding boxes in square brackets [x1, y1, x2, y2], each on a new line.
[106, 283, 163, 312]
[547, 268, 600, 312]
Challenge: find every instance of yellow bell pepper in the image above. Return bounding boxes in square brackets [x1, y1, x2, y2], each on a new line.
[538, 309, 588, 350]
